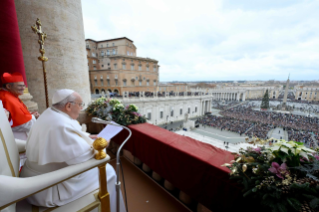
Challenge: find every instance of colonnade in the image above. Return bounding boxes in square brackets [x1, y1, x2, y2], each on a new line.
[201, 100, 211, 115]
[211, 92, 245, 101]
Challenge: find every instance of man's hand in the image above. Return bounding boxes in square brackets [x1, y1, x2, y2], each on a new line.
[32, 111, 40, 119]
[89, 134, 98, 140]
[4, 109, 10, 119]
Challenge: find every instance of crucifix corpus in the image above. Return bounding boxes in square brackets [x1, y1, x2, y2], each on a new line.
[31, 18, 49, 108]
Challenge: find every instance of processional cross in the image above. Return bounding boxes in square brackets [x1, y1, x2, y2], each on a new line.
[31, 18, 49, 108]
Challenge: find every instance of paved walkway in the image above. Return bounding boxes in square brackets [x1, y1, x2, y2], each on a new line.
[268, 127, 288, 140]
[193, 126, 247, 143]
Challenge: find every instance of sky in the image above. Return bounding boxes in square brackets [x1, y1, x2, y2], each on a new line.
[82, 0, 319, 82]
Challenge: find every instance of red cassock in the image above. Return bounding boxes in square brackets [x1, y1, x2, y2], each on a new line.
[0, 89, 32, 128]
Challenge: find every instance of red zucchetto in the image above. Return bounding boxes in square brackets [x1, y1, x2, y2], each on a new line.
[1, 72, 24, 84]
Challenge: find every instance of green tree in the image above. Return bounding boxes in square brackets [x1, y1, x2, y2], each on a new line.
[261, 90, 270, 109]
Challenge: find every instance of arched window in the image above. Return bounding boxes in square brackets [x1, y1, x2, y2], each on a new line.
[95, 89, 99, 94]
[113, 89, 119, 94]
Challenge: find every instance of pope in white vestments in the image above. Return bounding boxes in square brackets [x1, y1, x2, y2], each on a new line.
[20, 89, 126, 212]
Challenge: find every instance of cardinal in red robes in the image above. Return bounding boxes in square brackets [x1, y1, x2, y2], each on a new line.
[0, 72, 39, 140]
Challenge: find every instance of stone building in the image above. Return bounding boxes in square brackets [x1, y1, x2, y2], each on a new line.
[158, 83, 189, 94]
[294, 85, 319, 101]
[87, 38, 160, 96]
[119, 94, 212, 125]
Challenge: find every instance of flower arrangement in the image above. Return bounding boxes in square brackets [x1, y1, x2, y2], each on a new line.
[223, 140, 319, 212]
[86, 97, 147, 126]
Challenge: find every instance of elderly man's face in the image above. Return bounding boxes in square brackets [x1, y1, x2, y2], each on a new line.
[6, 82, 25, 96]
[65, 92, 84, 119]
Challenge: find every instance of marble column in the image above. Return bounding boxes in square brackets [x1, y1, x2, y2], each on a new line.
[15, 0, 91, 112]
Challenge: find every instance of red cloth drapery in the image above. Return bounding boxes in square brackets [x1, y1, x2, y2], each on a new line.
[112, 123, 244, 211]
[0, 0, 27, 87]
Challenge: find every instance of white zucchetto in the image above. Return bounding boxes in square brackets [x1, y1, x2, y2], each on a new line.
[52, 89, 75, 104]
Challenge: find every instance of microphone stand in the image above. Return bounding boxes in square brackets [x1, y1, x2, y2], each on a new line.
[92, 117, 132, 212]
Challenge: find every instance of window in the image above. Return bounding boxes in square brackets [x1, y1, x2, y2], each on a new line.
[94, 80, 97, 86]
[93, 60, 96, 64]
[107, 80, 110, 86]
[92, 53, 96, 57]
[114, 64, 117, 70]
[107, 50, 110, 55]
[113, 49, 116, 55]
[115, 80, 118, 86]
[188, 108, 190, 114]
[180, 109, 183, 115]
[147, 81, 149, 86]
[123, 64, 126, 70]
[171, 110, 174, 117]
[101, 45, 103, 47]
[139, 65, 142, 71]
[107, 43, 108, 47]
[123, 81, 126, 86]
[101, 65, 104, 67]
[101, 51, 104, 56]
[131, 52, 133, 56]
[146, 66, 149, 71]
[127, 51, 129, 55]
[112, 43, 115, 46]
[153, 81, 156, 86]
[131, 65, 134, 70]
[131, 81, 135, 86]
[153, 66, 156, 71]
[139, 81, 142, 86]
[195, 107, 197, 112]
[93, 66, 97, 70]
[147, 113, 151, 120]
[101, 80, 104, 86]
[160, 111, 163, 119]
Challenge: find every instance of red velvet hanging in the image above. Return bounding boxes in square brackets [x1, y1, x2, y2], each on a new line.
[0, 0, 27, 87]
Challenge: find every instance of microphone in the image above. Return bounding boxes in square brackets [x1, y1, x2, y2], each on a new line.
[91, 117, 132, 212]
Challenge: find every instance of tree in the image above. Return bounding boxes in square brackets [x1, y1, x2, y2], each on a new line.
[261, 90, 270, 110]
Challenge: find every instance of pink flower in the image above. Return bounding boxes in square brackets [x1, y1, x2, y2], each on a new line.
[314, 155, 319, 160]
[253, 147, 261, 154]
[131, 112, 142, 117]
[268, 162, 289, 179]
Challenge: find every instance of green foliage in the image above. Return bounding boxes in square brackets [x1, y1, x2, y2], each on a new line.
[86, 97, 147, 126]
[261, 89, 270, 109]
[224, 143, 319, 212]
[291, 160, 319, 181]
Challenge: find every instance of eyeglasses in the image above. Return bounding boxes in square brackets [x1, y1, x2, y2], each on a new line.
[70, 101, 85, 107]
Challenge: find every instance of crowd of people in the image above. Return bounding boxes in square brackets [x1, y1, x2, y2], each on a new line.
[197, 104, 319, 146]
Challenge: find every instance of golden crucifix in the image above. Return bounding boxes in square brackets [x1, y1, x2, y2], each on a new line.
[31, 18, 49, 108]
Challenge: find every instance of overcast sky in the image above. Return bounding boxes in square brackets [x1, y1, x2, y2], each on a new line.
[82, 0, 319, 82]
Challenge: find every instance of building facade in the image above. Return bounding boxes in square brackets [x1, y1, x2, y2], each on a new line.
[294, 85, 319, 101]
[86, 37, 160, 95]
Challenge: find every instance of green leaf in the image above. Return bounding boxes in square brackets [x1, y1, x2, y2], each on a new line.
[309, 198, 319, 209]
[243, 189, 252, 197]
